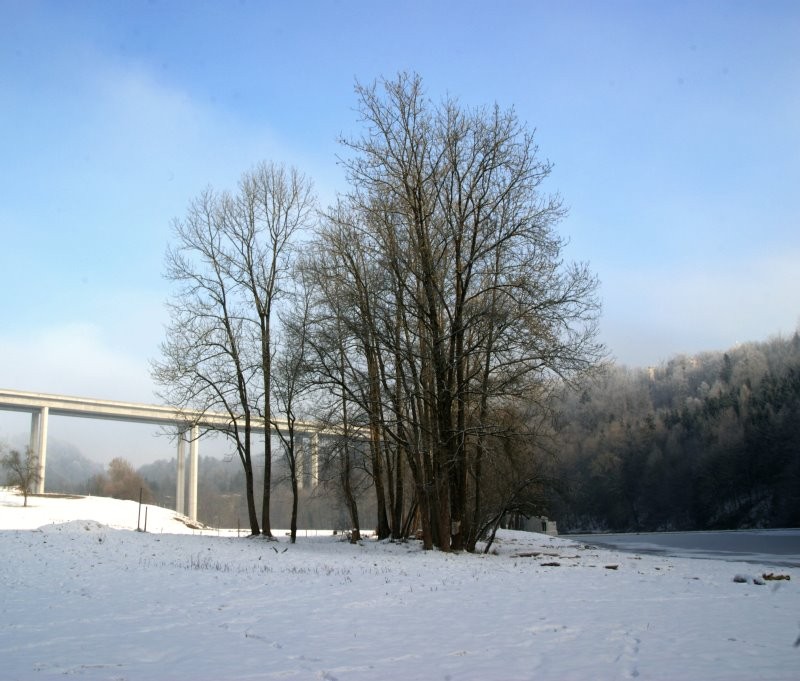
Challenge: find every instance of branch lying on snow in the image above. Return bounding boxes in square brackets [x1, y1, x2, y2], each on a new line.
[733, 574, 765, 585]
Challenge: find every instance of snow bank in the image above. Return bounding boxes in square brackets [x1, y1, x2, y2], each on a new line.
[38, 519, 109, 533]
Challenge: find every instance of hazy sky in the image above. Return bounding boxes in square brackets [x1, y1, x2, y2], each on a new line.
[1, 1, 799, 463]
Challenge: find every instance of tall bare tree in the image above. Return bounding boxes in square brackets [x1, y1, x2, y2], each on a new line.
[300, 236, 382, 541]
[271, 267, 315, 543]
[153, 162, 314, 537]
[309, 72, 603, 550]
[153, 187, 262, 534]
[304, 209, 394, 538]
[220, 162, 316, 536]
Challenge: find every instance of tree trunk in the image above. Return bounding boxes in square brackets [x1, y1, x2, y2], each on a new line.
[243, 460, 260, 535]
[392, 444, 405, 539]
[403, 441, 433, 549]
[341, 442, 361, 542]
[261, 313, 274, 537]
[369, 432, 391, 539]
[290, 468, 298, 544]
[435, 463, 452, 551]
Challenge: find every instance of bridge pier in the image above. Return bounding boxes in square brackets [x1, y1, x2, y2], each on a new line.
[176, 434, 186, 515]
[29, 406, 49, 494]
[175, 427, 199, 522]
[311, 432, 319, 483]
[296, 433, 319, 490]
[188, 425, 199, 521]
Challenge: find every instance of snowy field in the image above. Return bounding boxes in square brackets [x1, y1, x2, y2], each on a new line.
[1, 488, 798, 680]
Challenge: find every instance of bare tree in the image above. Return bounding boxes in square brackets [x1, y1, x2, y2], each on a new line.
[271, 268, 315, 543]
[153, 186, 262, 535]
[153, 162, 314, 537]
[303, 209, 394, 538]
[222, 162, 316, 536]
[300, 249, 373, 541]
[1, 446, 41, 506]
[473, 402, 555, 553]
[309, 72, 603, 550]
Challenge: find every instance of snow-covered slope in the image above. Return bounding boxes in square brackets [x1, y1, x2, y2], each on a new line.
[1, 487, 797, 680]
[0, 487, 204, 534]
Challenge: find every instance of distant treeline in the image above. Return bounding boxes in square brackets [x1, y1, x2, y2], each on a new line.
[549, 332, 800, 532]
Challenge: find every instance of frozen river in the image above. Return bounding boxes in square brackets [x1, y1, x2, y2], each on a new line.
[568, 528, 800, 567]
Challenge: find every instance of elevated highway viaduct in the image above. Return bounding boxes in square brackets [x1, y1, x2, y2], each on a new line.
[0, 388, 321, 522]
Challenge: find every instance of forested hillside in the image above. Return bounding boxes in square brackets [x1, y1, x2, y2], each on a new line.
[549, 332, 800, 532]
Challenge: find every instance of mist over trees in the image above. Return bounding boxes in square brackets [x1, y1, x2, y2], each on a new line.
[139, 454, 369, 532]
[548, 332, 800, 532]
[0, 440, 102, 497]
[43, 441, 104, 493]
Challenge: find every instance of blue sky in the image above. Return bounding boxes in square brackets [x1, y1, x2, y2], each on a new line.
[1, 1, 799, 462]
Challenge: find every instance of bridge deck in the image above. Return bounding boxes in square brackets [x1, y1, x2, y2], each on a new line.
[0, 388, 329, 521]
[0, 388, 297, 431]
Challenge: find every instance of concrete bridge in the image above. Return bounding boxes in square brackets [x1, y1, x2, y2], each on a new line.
[0, 388, 321, 521]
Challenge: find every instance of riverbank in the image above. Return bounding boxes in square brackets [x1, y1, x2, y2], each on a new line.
[568, 529, 800, 568]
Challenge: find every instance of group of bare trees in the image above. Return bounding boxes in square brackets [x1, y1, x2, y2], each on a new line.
[152, 162, 315, 538]
[88, 457, 153, 503]
[153, 73, 601, 550]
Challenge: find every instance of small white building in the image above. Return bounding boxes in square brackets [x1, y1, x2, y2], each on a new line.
[522, 516, 558, 536]
[504, 514, 558, 536]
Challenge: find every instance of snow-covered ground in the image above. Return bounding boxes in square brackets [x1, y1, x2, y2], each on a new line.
[1, 488, 798, 680]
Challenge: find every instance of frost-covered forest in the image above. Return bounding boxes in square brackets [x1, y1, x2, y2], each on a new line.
[549, 332, 800, 532]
